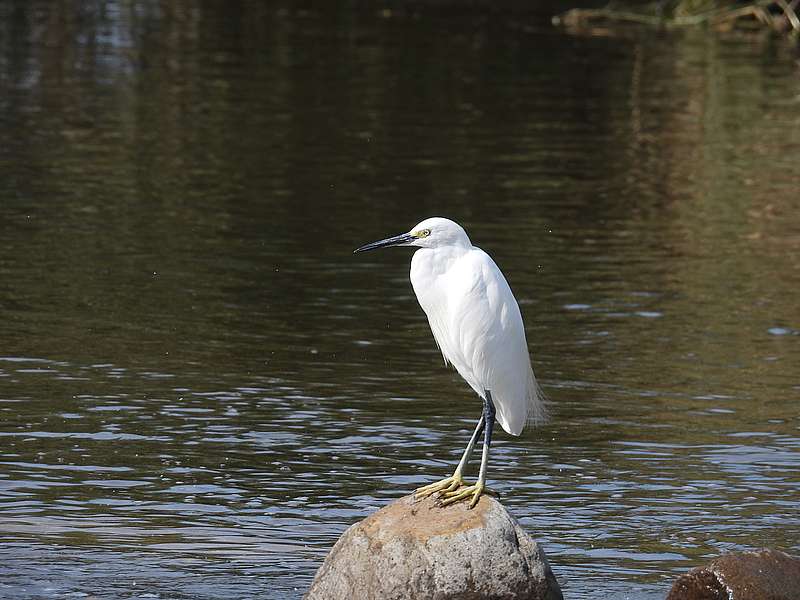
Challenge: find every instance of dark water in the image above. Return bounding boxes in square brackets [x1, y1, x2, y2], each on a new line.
[1, 2, 799, 599]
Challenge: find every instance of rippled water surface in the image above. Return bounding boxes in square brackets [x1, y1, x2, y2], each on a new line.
[1, 2, 799, 599]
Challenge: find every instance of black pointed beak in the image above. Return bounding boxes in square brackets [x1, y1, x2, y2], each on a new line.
[354, 232, 415, 253]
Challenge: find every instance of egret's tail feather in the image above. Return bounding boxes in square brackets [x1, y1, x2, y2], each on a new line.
[526, 371, 550, 427]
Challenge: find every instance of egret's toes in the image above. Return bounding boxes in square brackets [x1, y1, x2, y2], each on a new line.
[414, 480, 449, 499]
[414, 474, 469, 500]
[439, 482, 485, 509]
[468, 486, 483, 509]
[444, 478, 464, 493]
[415, 478, 454, 499]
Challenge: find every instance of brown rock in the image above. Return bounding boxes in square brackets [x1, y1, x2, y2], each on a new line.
[666, 548, 800, 600]
[305, 493, 563, 600]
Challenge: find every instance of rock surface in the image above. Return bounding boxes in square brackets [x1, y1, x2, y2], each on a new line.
[666, 548, 800, 600]
[305, 493, 563, 600]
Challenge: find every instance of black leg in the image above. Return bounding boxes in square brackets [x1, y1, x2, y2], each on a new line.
[478, 390, 495, 484]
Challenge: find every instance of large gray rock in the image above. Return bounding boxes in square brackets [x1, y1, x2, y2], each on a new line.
[305, 493, 563, 600]
[666, 548, 800, 600]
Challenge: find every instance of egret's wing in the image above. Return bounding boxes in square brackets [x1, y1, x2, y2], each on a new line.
[448, 249, 546, 435]
[410, 246, 546, 435]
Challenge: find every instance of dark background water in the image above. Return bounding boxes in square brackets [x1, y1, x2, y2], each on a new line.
[1, 2, 799, 599]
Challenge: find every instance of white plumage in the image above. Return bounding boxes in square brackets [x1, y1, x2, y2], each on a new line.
[355, 216, 546, 508]
[408, 217, 545, 435]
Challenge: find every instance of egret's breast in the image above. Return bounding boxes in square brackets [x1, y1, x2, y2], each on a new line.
[410, 248, 458, 306]
[410, 247, 474, 369]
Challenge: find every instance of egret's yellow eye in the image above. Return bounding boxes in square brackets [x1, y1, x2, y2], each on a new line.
[417, 229, 431, 238]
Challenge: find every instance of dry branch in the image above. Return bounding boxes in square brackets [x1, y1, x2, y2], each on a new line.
[553, 1, 800, 37]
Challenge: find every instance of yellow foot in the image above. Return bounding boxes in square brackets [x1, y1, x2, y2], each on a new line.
[414, 472, 469, 500]
[439, 482, 498, 509]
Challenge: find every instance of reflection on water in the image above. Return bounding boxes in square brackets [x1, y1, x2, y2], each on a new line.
[1, 2, 799, 599]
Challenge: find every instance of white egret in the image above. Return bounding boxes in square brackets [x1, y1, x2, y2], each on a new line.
[354, 217, 546, 509]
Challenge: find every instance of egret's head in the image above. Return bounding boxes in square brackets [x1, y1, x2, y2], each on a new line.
[354, 217, 471, 253]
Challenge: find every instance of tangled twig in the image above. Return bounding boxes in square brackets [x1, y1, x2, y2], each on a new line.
[553, 1, 800, 37]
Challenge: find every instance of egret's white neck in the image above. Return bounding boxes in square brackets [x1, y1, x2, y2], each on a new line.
[412, 243, 473, 277]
